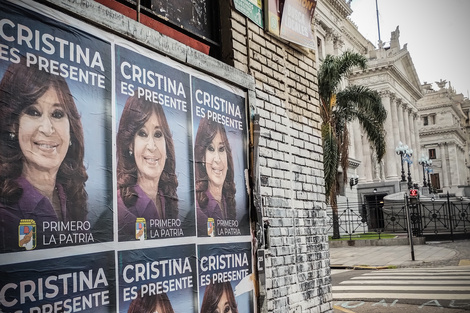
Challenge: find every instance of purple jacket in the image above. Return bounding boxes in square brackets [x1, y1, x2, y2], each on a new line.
[197, 191, 229, 237]
[0, 177, 68, 252]
[117, 185, 167, 241]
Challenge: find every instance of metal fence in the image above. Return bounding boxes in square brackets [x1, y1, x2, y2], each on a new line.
[327, 194, 470, 241]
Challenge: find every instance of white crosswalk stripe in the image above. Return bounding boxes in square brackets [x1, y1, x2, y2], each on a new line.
[333, 266, 470, 301]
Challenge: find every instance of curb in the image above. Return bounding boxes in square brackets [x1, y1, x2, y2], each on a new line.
[328, 236, 426, 248]
[330, 264, 392, 270]
[330, 265, 353, 269]
[352, 265, 391, 270]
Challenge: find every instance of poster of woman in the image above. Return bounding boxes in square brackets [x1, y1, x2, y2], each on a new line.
[198, 242, 253, 312]
[0, 1, 257, 312]
[0, 2, 113, 253]
[0, 251, 116, 312]
[118, 244, 197, 313]
[192, 77, 249, 237]
[115, 45, 195, 241]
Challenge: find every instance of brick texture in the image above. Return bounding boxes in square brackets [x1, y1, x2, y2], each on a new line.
[221, 7, 332, 313]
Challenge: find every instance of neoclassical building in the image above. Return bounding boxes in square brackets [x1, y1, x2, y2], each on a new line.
[349, 28, 424, 200]
[316, 0, 470, 235]
[315, 0, 424, 231]
[418, 80, 470, 195]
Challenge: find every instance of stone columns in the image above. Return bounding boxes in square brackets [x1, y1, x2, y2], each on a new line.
[440, 143, 449, 188]
[353, 121, 365, 181]
[449, 144, 460, 186]
[396, 99, 406, 146]
[362, 134, 373, 182]
[389, 94, 400, 179]
[402, 104, 412, 149]
[380, 91, 398, 179]
[409, 110, 417, 181]
[412, 112, 420, 181]
[348, 122, 356, 159]
[401, 104, 412, 184]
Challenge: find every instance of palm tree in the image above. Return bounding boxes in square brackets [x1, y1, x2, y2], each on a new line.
[318, 50, 387, 239]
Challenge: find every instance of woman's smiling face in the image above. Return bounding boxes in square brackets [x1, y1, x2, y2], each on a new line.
[133, 112, 167, 185]
[205, 131, 228, 191]
[18, 86, 70, 174]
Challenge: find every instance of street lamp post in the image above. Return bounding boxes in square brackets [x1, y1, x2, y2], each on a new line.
[407, 157, 413, 189]
[427, 161, 433, 194]
[402, 145, 413, 189]
[395, 142, 408, 182]
[418, 154, 430, 187]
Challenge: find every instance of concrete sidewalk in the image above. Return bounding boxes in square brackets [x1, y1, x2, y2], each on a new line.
[329, 240, 470, 269]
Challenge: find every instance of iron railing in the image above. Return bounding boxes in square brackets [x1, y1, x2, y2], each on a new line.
[327, 194, 470, 241]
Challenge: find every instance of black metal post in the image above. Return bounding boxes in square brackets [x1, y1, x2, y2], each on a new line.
[421, 164, 427, 187]
[427, 170, 432, 194]
[374, 189, 381, 239]
[407, 162, 412, 189]
[447, 192, 454, 242]
[400, 153, 406, 182]
[404, 193, 415, 261]
[347, 199, 352, 240]
[416, 192, 423, 237]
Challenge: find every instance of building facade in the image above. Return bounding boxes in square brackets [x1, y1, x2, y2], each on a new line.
[316, 0, 470, 236]
[418, 81, 470, 195]
[314, 0, 424, 233]
[350, 28, 424, 200]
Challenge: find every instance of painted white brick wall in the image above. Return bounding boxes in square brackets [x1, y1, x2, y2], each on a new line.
[223, 8, 332, 313]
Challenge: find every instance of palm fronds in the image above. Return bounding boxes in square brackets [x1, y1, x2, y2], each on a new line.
[318, 50, 387, 238]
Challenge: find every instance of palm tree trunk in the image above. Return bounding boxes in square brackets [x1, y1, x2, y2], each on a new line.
[330, 187, 341, 239]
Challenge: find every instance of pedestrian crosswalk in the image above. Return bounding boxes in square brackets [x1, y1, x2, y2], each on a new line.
[333, 266, 470, 301]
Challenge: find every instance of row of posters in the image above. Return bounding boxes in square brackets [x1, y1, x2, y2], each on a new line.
[1, 242, 253, 312]
[0, 1, 253, 312]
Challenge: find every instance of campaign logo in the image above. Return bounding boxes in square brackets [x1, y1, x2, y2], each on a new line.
[135, 218, 147, 240]
[18, 219, 36, 250]
[207, 218, 215, 237]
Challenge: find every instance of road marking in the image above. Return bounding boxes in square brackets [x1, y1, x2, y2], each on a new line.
[334, 285, 470, 291]
[333, 293, 470, 300]
[341, 279, 470, 285]
[352, 275, 470, 279]
[332, 305, 356, 313]
[333, 267, 470, 303]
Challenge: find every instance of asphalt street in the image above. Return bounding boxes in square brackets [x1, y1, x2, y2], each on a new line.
[331, 240, 470, 313]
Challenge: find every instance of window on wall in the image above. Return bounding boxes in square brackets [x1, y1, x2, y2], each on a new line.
[423, 114, 436, 126]
[317, 37, 324, 60]
[429, 148, 437, 159]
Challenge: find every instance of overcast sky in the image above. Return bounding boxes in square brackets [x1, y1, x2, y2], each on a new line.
[349, 0, 470, 97]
